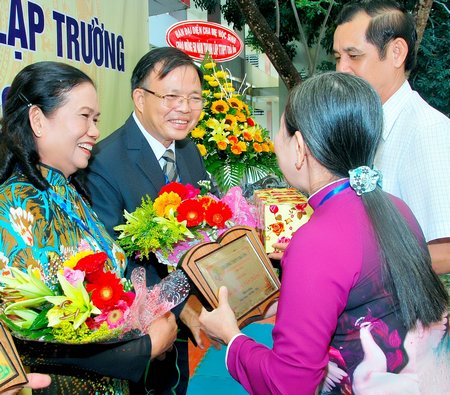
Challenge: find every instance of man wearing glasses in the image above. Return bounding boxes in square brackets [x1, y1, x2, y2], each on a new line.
[85, 47, 216, 394]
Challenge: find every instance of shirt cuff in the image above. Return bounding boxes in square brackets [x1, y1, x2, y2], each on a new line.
[225, 333, 246, 372]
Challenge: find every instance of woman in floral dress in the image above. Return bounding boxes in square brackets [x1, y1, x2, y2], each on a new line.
[0, 61, 178, 394]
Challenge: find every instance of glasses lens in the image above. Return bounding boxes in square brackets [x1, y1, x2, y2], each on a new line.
[163, 95, 204, 109]
[189, 97, 204, 110]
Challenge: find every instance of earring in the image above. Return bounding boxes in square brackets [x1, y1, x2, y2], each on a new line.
[35, 130, 42, 137]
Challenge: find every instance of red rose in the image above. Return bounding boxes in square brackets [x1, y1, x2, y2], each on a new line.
[269, 205, 279, 214]
[247, 118, 255, 126]
[74, 252, 108, 282]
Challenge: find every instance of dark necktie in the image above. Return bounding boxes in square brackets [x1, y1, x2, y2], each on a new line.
[162, 149, 178, 182]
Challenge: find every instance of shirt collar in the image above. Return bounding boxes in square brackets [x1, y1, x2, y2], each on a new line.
[38, 163, 69, 186]
[382, 80, 412, 141]
[308, 178, 349, 209]
[133, 112, 176, 162]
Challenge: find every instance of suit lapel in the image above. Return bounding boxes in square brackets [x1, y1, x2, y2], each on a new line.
[125, 116, 166, 196]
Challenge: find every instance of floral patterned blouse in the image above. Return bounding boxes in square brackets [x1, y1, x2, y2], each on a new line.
[0, 165, 126, 280]
[0, 165, 147, 395]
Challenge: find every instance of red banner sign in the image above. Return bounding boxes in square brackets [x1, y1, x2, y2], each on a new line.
[166, 20, 243, 62]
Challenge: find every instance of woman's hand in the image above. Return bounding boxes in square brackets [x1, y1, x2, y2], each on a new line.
[1, 373, 51, 395]
[180, 295, 205, 349]
[268, 242, 289, 260]
[199, 286, 241, 345]
[148, 312, 178, 359]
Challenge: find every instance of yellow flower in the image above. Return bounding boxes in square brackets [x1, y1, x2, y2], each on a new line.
[268, 141, 275, 152]
[64, 251, 94, 269]
[254, 131, 264, 143]
[224, 87, 235, 93]
[235, 111, 247, 122]
[224, 114, 237, 129]
[198, 111, 206, 121]
[202, 90, 211, 96]
[191, 126, 206, 139]
[214, 70, 228, 79]
[154, 192, 182, 218]
[204, 62, 216, 69]
[242, 103, 250, 116]
[208, 79, 219, 87]
[237, 141, 247, 152]
[197, 144, 207, 156]
[227, 97, 243, 110]
[214, 92, 225, 99]
[203, 75, 213, 81]
[211, 100, 229, 114]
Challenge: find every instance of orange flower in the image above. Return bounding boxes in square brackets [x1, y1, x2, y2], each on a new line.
[217, 141, 228, 150]
[231, 144, 242, 155]
[270, 222, 285, 236]
[205, 201, 232, 228]
[154, 192, 182, 217]
[228, 135, 238, 145]
[253, 143, 263, 153]
[243, 131, 253, 141]
[261, 143, 270, 152]
[176, 199, 204, 227]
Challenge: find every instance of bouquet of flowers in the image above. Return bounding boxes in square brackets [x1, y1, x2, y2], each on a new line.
[115, 181, 258, 269]
[0, 248, 189, 344]
[190, 53, 282, 193]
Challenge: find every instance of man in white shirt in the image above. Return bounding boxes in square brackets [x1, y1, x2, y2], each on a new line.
[333, 0, 450, 274]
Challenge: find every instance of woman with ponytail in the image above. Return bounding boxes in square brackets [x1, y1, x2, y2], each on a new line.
[200, 72, 448, 394]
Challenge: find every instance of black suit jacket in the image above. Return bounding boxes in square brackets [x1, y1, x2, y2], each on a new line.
[85, 114, 214, 394]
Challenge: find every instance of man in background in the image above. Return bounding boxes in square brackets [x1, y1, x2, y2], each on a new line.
[333, 0, 450, 274]
[86, 47, 215, 394]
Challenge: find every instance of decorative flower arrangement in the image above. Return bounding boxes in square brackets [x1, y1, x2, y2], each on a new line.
[0, 249, 189, 344]
[115, 181, 257, 269]
[190, 53, 281, 193]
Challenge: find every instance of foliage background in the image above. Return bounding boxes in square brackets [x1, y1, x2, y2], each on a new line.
[194, 0, 449, 116]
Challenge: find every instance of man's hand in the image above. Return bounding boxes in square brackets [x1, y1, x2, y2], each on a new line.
[199, 287, 241, 345]
[148, 312, 178, 359]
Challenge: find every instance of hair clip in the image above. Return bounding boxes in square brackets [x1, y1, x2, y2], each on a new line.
[18, 92, 32, 108]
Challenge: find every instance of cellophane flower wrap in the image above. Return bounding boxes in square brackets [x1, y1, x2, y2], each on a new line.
[115, 181, 258, 269]
[189, 53, 281, 193]
[0, 246, 189, 344]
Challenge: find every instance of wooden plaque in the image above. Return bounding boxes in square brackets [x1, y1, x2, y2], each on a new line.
[179, 226, 280, 328]
[0, 322, 28, 392]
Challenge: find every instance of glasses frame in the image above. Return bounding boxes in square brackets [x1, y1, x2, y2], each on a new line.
[139, 87, 204, 110]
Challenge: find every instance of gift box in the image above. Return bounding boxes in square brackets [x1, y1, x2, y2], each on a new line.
[253, 188, 313, 253]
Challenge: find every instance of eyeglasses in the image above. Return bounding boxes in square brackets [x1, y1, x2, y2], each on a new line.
[139, 87, 204, 110]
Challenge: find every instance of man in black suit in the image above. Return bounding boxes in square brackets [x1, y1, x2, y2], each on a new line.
[85, 47, 214, 394]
